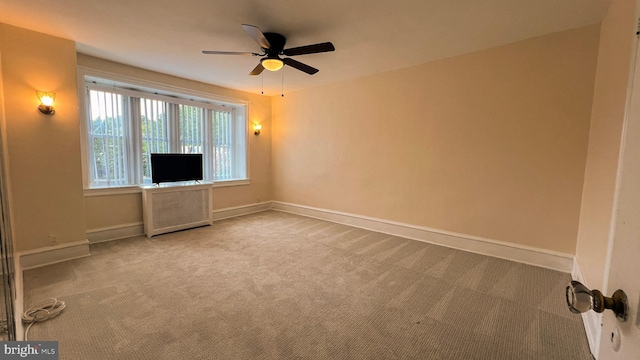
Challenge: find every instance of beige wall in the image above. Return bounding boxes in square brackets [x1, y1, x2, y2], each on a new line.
[575, 0, 637, 291]
[272, 26, 600, 254]
[0, 23, 87, 251]
[77, 55, 272, 231]
[84, 193, 142, 230]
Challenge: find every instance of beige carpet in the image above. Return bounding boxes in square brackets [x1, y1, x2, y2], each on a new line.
[23, 211, 591, 359]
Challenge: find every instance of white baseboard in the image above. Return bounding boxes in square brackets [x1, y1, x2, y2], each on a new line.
[84, 203, 272, 244]
[270, 201, 574, 273]
[18, 240, 91, 270]
[24, 202, 573, 274]
[572, 258, 601, 358]
[87, 222, 144, 243]
[212, 202, 271, 221]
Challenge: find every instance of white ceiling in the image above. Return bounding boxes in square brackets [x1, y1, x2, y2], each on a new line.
[0, 0, 610, 96]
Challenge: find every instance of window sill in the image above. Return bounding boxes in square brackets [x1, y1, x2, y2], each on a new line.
[84, 186, 142, 197]
[84, 179, 251, 196]
[211, 179, 250, 188]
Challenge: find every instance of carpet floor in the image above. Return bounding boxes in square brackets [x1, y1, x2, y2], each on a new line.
[23, 210, 591, 359]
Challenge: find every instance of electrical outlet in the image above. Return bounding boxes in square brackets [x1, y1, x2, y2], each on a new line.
[48, 234, 57, 246]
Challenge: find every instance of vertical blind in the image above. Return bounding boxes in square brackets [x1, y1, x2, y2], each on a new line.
[213, 110, 234, 181]
[179, 105, 204, 154]
[141, 98, 169, 181]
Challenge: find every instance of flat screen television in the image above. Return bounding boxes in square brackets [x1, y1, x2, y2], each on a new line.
[151, 153, 203, 184]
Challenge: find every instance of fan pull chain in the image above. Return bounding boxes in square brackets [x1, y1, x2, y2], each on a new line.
[261, 72, 264, 95]
[281, 67, 285, 97]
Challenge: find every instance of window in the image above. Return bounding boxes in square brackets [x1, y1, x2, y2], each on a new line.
[82, 77, 248, 188]
[87, 89, 129, 187]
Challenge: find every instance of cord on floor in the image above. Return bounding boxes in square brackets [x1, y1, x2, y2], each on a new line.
[22, 298, 66, 341]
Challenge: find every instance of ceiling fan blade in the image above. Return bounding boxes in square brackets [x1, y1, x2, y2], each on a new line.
[283, 58, 319, 75]
[202, 51, 261, 56]
[249, 63, 265, 76]
[241, 24, 271, 49]
[283, 42, 335, 56]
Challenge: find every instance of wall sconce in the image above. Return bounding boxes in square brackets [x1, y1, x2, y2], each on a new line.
[36, 91, 56, 115]
[254, 124, 262, 136]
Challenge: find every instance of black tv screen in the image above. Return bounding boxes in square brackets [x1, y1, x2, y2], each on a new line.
[151, 153, 203, 184]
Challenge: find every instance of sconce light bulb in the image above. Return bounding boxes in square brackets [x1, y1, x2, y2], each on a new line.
[41, 95, 54, 106]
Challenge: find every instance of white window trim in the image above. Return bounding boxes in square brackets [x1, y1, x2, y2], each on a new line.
[77, 66, 251, 192]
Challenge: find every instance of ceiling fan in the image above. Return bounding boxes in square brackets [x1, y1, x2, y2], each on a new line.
[202, 24, 335, 76]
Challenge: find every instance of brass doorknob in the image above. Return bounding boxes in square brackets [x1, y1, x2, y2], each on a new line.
[566, 280, 628, 322]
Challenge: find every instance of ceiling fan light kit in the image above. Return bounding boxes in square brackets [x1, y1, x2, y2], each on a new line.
[261, 58, 284, 72]
[203, 24, 335, 76]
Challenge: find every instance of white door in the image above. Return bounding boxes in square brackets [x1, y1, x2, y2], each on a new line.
[598, 37, 640, 359]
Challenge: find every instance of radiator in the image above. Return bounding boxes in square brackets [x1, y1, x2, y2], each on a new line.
[141, 183, 212, 237]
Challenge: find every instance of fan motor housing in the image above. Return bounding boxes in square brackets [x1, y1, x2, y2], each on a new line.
[263, 33, 286, 56]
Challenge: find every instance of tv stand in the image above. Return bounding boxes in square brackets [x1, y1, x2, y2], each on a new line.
[140, 182, 213, 237]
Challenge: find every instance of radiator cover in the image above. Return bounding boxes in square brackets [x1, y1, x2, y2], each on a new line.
[141, 183, 212, 237]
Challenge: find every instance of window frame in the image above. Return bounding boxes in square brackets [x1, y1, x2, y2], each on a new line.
[77, 67, 250, 194]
